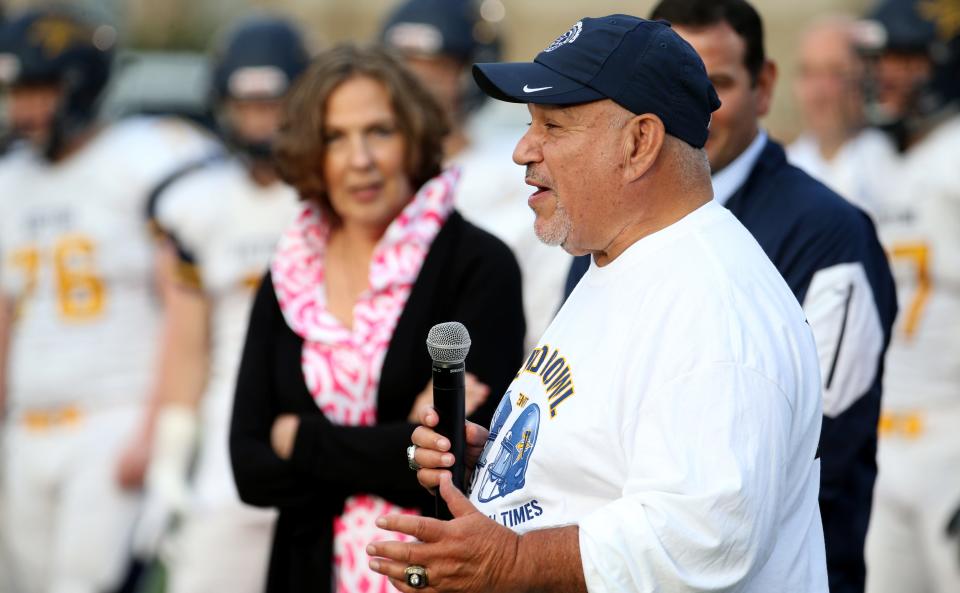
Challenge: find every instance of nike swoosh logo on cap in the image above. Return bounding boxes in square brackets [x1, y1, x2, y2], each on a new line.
[522, 84, 553, 93]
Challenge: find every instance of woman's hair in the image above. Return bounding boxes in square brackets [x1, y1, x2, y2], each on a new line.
[273, 43, 450, 216]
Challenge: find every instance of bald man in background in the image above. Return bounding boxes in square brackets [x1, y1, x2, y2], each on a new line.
[787, 16, 897, 220]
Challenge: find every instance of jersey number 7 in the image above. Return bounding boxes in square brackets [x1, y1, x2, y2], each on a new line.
[890, 242, 930, 340]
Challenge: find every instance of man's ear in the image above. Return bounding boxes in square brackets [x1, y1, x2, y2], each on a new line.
[755, 59, 778, 118]
[622, 113, 665, 182]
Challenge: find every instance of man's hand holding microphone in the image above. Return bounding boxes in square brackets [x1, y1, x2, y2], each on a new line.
[409, 406, 488, 494]
[367, 322, 531, 592]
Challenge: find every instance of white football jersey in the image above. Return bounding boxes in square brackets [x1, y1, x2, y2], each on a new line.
[874, 115, 960, 409]
[154, 158, 299, 507]
[450, 133, 572, 349]
[0, 117, 216, 413]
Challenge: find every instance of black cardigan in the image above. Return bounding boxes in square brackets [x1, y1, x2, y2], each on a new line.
[230, 211, 526, 593]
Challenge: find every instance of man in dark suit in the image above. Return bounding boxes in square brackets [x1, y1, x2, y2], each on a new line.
[565, 2, 897, 592]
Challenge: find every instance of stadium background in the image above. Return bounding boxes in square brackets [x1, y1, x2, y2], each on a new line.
[2, 0, 871, 140]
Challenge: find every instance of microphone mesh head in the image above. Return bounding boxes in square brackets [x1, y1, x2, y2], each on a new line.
[426, 322, 471, 364]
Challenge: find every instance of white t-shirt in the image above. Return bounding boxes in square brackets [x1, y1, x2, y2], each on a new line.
[154, 158, 299, 508]
[787, 128, 897, 221]
[469, 200, 828, 592]
[0, 117, 216, 412]
[873, 115, 960, 409]
[450, 133, 571, 349]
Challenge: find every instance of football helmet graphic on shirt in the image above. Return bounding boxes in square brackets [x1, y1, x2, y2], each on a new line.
[469, 392, 512, 495]
[476, 402, 541, 503]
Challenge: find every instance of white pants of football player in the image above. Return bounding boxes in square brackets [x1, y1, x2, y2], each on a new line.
[0, 435, 15, 593]
[167, 504, 274, 593]
[866, 402, 960, 593]
[1, 404, 141, 593]
[165, 394, 275, 593]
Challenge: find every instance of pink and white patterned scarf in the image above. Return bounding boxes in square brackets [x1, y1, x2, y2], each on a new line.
[271, 170, 457, 593]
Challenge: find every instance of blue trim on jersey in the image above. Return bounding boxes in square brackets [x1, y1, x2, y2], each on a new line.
[145, 150, 225, 265]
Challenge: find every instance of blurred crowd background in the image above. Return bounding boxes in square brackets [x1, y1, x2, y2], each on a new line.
[0, 0, 879, 139]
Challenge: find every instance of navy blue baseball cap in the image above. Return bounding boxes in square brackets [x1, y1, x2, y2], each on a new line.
[473, 15, 721, 148]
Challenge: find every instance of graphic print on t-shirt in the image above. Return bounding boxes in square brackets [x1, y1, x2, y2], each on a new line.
[469, 344, 578, 529]
[474, 401, 541, 503]
[469, 392, 513, 497]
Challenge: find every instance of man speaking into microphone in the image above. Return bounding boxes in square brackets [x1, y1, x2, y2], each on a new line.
[367, 15, 829, 592]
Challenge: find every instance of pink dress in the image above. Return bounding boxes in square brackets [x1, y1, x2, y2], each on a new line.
[271, 170, 458, 593]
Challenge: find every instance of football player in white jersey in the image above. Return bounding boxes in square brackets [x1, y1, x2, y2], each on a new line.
[861, 1, 960, 592]
[135, 16, 307, 593]
[0, 8, 217, 593]
[380, 0, 572, 349]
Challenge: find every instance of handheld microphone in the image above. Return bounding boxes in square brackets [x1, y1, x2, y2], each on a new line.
[426, 321, 471, 520]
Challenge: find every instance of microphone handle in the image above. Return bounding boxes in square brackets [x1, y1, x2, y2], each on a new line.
[431, 360, 466, 520]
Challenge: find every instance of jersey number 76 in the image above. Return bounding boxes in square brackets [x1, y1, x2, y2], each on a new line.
[9, 234, 106, 321]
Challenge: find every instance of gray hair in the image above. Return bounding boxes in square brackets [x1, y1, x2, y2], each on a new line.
[604, 105, 711, 188]
[666, 135, 711, 186]
[608, 108, 633, 130]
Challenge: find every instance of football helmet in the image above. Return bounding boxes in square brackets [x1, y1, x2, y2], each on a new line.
[0, 7, 114, 158]
[210, 15, 309, 161]
[469, 391, 513, 495]
[379, 0, 502, 114]
[476, 403, 540, 503]
[859, 0, 960, 146]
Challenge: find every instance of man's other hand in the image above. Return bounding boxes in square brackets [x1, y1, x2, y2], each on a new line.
[367, 474, 520, 593]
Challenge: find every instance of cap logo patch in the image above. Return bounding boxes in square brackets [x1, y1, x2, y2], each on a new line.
[543, 21, 582, 53]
